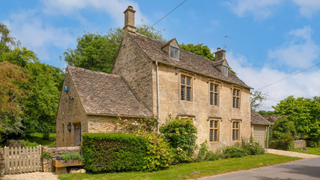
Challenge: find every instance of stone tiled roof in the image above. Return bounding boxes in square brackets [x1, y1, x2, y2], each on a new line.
[129, 33, 250, 88]
[263, 115, 282, 123]
[67, 66, 152, 117]
[251, 108, 270, 125]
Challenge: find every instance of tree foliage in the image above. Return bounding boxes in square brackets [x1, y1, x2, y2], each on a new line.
[62, 24, 166, 73]
[273, 95, 320, 146]
[0, 22, 64, 142]
[180, 43, 215, 61]
[251, 91, 268, 110]
[270, 117, 296, 150]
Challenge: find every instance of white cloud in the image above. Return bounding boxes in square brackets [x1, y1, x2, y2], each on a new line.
[3, 11, 75, 61]
[227, 51, 320, 111]
[41, 0, 149, 26]
[224, 0, 284, 20]
[292, 0, 320, 18]
[268, 26, 320, 69]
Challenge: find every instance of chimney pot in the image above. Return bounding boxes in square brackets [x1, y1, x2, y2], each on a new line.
[217, 47, 221, 51]
[128, 6, 133, 9]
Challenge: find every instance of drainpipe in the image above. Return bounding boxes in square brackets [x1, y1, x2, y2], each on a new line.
[267, 125, 270, 149]
[156, 61, 160, 132]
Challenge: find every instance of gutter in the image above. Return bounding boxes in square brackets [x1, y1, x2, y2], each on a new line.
[86, 113, 150, 118]
[156, 61, 161, 132]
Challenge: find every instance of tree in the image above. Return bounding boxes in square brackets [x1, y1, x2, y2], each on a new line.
[258, 110, 274, 115]
[0, 22, 20, 49]
[0, 61, 28, 142]
[251, 91, 268, 110]
[180, 43, 215, 61]
[273, 95, 320, 146]
[270, 116, 296, 150]
[62, 24, 166, 73]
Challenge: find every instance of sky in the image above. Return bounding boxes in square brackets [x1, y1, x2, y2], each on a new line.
[1, 0, 320, 111]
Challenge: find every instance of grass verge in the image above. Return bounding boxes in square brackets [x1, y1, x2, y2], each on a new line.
[29, 133, 56, 147]
[292, 147, 320, 155]
[59, 153, 299, 180]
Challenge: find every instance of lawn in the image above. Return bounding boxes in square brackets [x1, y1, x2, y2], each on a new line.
[292, 146, 320, 155]
[59, 153, 299, 180]
[28, 133, 56, 147]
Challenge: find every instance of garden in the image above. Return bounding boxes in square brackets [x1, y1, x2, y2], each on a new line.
[58, 115, 299, 179]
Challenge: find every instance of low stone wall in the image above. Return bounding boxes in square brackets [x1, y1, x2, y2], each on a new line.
[42, 146, 81, 172]
[293, 140, 306, 149]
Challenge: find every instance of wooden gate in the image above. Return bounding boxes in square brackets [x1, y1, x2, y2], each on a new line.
[3, 145, 42, 174]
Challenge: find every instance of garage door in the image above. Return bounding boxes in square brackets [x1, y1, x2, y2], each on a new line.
[253, 125, 266, 147]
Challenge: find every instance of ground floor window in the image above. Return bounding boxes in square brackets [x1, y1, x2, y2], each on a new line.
[232, 121, 240, 141]
[209, 119, 219, 143]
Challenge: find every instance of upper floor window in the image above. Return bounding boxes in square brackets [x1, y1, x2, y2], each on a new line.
[210, 83, 219, 106]
[232, 121, 240, 141]
[209, 119, 219, 143]
[233, 89, 240, 109]
[181, 75, 192, 101]
[222, 65, 228, 76]
[170, 46, 179, 59]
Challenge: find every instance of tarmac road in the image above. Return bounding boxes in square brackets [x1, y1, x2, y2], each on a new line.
[200, 158, 320, 180]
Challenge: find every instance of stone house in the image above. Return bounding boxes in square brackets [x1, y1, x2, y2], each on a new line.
[56, 6, 268, 150]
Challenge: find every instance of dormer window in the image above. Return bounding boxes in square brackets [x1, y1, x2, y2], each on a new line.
[170, 45, 179, 59]
[222, 65, 228, 76]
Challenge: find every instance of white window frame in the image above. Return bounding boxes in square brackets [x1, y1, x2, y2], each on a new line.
[170, 45, 179, 60]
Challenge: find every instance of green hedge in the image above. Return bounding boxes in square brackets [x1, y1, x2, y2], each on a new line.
[81, 133, 148, 173]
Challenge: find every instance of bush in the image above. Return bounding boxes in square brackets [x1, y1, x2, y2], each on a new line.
[160, 117, 197, 162]
[137, 131, 173, 171]
[240, 139, 264, 155]
[270, 117, 295, 150]
[57, 152, 82, 160]
[81, 133, 148, 173]
[196, 140, 214, 162]
[222, 146, 245, 158]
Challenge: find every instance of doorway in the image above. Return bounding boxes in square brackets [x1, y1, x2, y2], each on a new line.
[74, 123, 81, 146]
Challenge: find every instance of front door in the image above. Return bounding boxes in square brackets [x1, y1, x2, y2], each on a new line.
[74, 123, 81, 146]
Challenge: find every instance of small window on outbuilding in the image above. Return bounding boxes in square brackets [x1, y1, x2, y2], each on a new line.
[222, 65, 228, 76]
[170, 45, 179, 59]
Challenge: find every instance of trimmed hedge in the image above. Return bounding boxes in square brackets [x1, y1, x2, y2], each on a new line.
[81, 133, 148, 173]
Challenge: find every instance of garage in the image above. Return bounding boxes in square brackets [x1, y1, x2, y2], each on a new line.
[253, 125, 266, 147]
[251, 108, 270, 148]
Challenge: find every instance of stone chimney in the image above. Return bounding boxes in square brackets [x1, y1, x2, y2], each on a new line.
[123, 6, 136, 34]
[214, 47, 226, 61]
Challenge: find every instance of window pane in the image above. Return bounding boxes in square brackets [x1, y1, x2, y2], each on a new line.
[214, 93, 218, 105]
[174, 48, 179, 59]
[233, 97, 235, 108]
[236, 98, 239, 108]
[233, 89, 236, 95]
[236, 130, 239, 140]
[236, 122, 238, 128]
[181, 86, 185, 100]
[232, 130, 235, 140]
[215, 85, 218, 92]
[210, 120, 213, 128]
[170, 47, 174, 58]
[181, 76, 185, 84]
[210, 93, 213, 105]
[237, 90, 239, 96]
[214, 129, 218, 141]
[210, 129, 213, 142]
[187, 77, 190, 86]
[187, 87, 191, 101]
[214, 121, 218, 128]
[210, 84, 213, 91]
[233, 122, 235, 128]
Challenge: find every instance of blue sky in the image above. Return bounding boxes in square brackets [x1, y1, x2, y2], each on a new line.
[1, 0, 320, 110]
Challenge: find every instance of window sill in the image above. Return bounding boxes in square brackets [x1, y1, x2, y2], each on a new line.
[209, 141, 219, 144]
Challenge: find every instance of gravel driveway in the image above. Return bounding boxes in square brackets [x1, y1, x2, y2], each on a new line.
[266, 148, 320, 159]
[2, 172, 58, 180]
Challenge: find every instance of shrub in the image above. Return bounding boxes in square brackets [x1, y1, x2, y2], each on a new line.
[240, 139, 264, 155]
[24, 140, 38, 148]
[113, 115, 158, 133]
[160, 117, 197, 162]
[222, 146, 245, 158]
[81, 133, 148, 173]
[57, 152, 81, 160]
[137, 131, 174, 171]
[41, 151, 52, 161]
[196, 140, 213, 162]
[270, 117, 296, 150]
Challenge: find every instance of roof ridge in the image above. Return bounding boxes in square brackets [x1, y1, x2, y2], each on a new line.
[67, 66, 119, 77]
